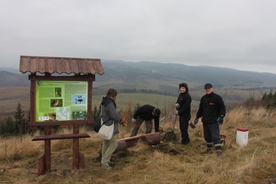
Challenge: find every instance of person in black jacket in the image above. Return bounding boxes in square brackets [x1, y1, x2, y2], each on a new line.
[194, 83, 226, 158]
[130, 104, 161, 137]
[175, 83, 192, 145]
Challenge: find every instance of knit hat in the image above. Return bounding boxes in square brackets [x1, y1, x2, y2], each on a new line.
[153, 108, 161, 117]
[204, 83, 213, 89]
[179, 83, 189, 91]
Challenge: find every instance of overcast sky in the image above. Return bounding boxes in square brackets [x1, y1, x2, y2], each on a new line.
[1, 0, 276, 74]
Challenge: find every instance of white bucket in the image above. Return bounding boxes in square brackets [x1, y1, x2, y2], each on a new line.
[236, 128, 249, 147]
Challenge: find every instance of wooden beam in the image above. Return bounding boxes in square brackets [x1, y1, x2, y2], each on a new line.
[32, 133, 90, 141]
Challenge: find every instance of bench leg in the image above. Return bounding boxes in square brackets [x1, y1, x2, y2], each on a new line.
[38, 154, 45, 175]
[79, 151, 85, 168]
[72, 138, 79, 170]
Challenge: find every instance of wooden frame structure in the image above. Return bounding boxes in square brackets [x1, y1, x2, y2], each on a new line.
[19, 56, 104, 175]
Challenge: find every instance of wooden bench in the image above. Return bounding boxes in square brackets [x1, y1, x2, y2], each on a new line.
[32, 126, 91, 175]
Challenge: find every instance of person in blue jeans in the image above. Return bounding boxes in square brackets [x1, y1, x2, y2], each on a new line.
[194, 83, 226, 158]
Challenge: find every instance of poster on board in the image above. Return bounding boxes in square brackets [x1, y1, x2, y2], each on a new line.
[36, 80, 88, 122]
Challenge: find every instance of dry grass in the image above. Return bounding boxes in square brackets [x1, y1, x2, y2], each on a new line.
[0, 106, 276, 184]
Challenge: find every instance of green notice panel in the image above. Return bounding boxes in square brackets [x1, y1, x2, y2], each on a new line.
[36, 80, 88, 122]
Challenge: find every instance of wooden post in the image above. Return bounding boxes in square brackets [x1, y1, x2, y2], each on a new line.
[72, 124, 80, 170]
[30, 76, 36, 126]
[87, 80, 92, 120]
[44, 126, 51, 172]
[79, 152, 85, 168]
[38, 154, 45, 175]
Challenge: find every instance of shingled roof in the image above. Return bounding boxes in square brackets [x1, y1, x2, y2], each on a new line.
[19, 55, 104, 75]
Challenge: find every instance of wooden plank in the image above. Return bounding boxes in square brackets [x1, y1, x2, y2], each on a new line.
[29, 75, 95, 81]
[28, 120, 93, 127]
[119, 133, 160, 141]
[118, 134, 148, 141]
[32, 133, 90, 141]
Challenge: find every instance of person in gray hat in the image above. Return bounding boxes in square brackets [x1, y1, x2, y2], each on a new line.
[193, 83, 226, 158]
[130, 104, 161, 137]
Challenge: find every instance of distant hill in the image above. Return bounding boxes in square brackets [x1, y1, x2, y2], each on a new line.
[0, 71, 29, 86]
[1, 60, 276, 118]
[1, 60, 276, 91]
[97, 60, 276, 90]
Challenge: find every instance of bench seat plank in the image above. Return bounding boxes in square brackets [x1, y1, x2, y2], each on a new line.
[32, 133, 90, 141]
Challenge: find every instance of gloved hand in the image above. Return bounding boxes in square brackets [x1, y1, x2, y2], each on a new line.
[132, 118, 136, 123]
[217, 115, 224, 125]
[175, 103, 180, 110]
[175, 110, 178, 115]
[193, 118, 199, 126]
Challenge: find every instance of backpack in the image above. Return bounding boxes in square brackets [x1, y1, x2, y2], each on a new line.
[93, 105, 103, 133]
[93, 116, 103, 133]
[92, 104, 111, 133]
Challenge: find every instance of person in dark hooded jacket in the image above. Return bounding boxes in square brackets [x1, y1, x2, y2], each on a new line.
[130, 104, 161, 137]
[175, 83, 192, 144]
[100, 88, 126, 169]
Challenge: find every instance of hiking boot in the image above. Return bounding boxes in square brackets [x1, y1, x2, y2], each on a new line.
[181, 139, 190, 145]
[216, 150, 222, 159]
[108, 162, 115, 167]
[201, 148, 213, 155]
[101, 164, 112, 170]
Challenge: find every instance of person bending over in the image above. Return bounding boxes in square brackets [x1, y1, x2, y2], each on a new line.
[130, 104, 160, 137]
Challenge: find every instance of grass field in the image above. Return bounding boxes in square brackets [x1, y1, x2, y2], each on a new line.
[0, 87, 30, 118]
[0, 106, 275, 183]
[0, 85, 257, 120]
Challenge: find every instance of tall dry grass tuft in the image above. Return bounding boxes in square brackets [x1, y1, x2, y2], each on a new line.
[0, 133, 43, 161]
[0, 106, 275, 183]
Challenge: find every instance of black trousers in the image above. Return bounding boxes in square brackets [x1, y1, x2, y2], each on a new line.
[179, 115, 190, 144]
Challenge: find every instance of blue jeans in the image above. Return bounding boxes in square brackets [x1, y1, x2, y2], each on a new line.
[203, 123, 221, 147]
